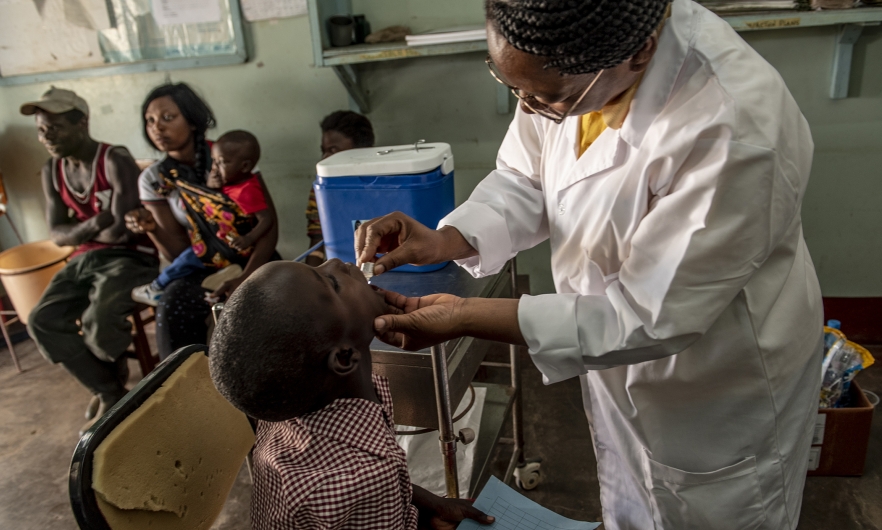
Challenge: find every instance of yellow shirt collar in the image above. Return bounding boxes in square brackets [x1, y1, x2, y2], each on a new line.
[578, 4, 671, 155]
[600, 74, 644, 131]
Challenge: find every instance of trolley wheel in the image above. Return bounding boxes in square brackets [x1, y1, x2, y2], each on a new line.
[514, 461, 541, 490]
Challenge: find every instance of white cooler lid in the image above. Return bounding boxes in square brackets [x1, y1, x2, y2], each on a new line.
[316, 141, 453, 177]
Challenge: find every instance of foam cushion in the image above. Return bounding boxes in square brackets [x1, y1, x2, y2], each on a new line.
[92, 353, 255, 530]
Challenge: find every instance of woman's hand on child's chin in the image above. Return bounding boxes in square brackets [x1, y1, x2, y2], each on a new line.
[371, 286, 403, 316]
[372, 292, 466, 351]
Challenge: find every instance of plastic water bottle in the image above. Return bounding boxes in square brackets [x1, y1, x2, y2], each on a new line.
[824, 320, 843, 350]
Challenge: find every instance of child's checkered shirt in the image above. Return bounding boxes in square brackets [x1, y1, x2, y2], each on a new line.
[251, 374, 418, 529]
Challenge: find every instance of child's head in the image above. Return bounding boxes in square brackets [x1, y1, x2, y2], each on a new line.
[209, 259, 388, 422]
[320, 110, 374, 160]
[210, 130, 261, 187]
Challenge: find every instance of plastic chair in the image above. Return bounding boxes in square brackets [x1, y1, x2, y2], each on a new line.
[69, 345, 255, 530]
[0, 240, 74, 373]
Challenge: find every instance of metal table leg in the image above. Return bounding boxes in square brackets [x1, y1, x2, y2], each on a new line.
[505, 258, 541, 490]
[503, 259, 524, 482]
[510, 260, 525, 469]
[430, 343, 460, 498]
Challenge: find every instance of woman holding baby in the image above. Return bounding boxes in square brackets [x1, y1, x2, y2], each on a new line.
[125, 83, 279, 360]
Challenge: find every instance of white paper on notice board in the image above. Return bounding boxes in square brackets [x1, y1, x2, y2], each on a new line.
[0, 0, 107, 76]
[241, 0, 307, 21]
[152, 0, 221, 26]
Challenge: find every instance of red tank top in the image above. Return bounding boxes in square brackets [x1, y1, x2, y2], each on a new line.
[54, 143, 155, 258]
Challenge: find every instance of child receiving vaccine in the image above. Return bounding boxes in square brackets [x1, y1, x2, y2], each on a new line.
[209, 259, 495, 529]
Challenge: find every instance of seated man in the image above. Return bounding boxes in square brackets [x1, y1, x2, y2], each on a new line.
[131, 130, 275, 306]
[20, 88, 158, 434]
[305, 110, 375, 265]
[209, 260, 494, 529]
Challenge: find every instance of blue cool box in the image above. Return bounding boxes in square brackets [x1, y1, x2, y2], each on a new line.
[314, 142, 455, 272]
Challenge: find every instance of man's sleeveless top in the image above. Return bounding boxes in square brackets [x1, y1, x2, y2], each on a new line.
[53, 143, 154, 258]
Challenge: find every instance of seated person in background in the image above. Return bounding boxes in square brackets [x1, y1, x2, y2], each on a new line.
[131, 130, 273, 306]
[20, 87, 158, 434]
[209, 260, 494, 530]
[305, 110, 375, 266]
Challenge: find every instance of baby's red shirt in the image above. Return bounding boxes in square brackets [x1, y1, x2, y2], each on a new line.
[224, 175, 268, 215]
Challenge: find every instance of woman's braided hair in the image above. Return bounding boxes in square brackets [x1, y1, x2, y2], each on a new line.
[486, 0, 669, 75]
[192, 130, 209, 182]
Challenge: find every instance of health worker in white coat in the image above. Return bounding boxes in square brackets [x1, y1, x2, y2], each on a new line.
[357, 0, 823, 528]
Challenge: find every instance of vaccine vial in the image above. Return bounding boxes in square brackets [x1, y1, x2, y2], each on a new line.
[360, 262, 375, 281]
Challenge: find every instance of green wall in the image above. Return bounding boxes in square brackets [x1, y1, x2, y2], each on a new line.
[0, 13, 879, 296]
[745, 26, 882, 297]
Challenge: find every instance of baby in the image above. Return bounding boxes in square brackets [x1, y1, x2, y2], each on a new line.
[132, 130, 274, 306]
[209, 259, 493, 529]
[206, 130, 273, 251]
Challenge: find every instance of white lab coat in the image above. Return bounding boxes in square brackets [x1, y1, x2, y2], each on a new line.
[439, 0, 823, 528]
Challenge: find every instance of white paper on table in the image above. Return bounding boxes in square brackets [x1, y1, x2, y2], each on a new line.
[151, 0, 220, 26]
[405, 26, 487, 46]
[241, 0, 306, 21]
[396, 387, 486, 498]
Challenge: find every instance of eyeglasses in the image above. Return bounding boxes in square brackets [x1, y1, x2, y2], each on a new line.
[485, 55, 604, 124]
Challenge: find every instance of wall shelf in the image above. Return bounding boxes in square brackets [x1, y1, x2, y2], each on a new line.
[725, 6, 882, 31]
[308, 1, 882, 112]
[322, 40, 489, 67]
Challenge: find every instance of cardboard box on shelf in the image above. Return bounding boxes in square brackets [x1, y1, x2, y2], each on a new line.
[807, 380, 875, 476]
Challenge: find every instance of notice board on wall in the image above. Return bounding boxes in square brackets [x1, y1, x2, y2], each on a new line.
[0, 0, 245, 80]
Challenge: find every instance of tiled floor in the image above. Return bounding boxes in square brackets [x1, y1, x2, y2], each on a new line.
[0, 334, 879, 529]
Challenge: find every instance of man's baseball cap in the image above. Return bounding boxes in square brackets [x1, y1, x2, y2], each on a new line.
[20, 86, 89, 117]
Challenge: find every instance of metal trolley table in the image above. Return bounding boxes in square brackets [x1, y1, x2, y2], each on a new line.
[369, 259, 540, 498]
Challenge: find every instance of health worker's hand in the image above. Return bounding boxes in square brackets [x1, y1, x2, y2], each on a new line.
[369, 286, 404, 317]
[124, 208, 156, 234]
[374, 291, 465, 351]
[354, 212, 476, 276]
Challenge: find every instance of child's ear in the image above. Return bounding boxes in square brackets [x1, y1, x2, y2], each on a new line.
[327, 347, 362, 376]
[240, 159, 256, 174]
